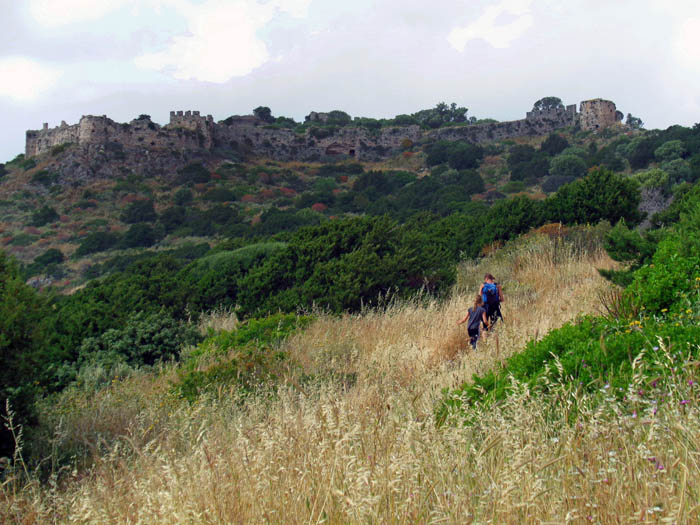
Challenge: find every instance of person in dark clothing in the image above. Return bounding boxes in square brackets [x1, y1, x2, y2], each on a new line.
[458, 295, 488, 349]
[479, 273, 504, 327]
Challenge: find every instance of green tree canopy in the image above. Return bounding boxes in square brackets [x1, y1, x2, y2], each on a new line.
[253, 106, 274, 123]
[532, 96, 564, 111]
[549, 154, 587, 179]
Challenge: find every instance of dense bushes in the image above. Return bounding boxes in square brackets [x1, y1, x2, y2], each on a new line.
[0, 252, 50, 456]
[76, 231, 120, 256]
[120, 200, 157, 224]
[75, 311, 201, 381]
[425, 140, 484, 169]
[438, 317, 700, 423]
[30, 205, 59, 227]
[174, 313, 313, 401]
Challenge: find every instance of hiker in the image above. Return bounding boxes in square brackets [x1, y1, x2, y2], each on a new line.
[458, 295, 488, 349]
[479, 273, 503, 327]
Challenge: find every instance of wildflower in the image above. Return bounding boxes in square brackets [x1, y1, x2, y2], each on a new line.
[652, 346, 659, 351]
[680, 400, 689, 405]
[686, 309, 693, 314]
[604, 383, 610, 389]
[689, 380, 695, 386]
[661, 308, 668, 313]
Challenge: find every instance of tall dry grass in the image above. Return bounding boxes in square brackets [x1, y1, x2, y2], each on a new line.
[4, 233, 699, 523]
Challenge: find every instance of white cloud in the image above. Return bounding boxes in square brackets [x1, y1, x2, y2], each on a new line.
[448, 0, 534, 51]
[28, 0, 134, 26]
[135, 0, 311, 82]
[0, 57, 62, 101]
[673, 17, 700, 72]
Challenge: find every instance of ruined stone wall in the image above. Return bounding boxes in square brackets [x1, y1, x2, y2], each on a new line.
[431, 103, 577, 144]
[579, 99, 622, 131]
[26, 113, 216, 158]
[214, 121, 421, 162]
[26, 121, 81, 157]
[525, 104, 577, 124]
[26, 99, 618, 167]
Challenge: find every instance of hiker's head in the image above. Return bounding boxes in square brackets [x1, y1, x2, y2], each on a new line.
[484, 273, 495, 283]
[474, 295, 484, 309]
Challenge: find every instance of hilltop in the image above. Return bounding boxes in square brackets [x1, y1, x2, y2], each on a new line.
[0, 96, 656, 292]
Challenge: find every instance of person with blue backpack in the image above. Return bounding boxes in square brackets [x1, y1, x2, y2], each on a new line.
[457, 295, 489, 349]
[479, 273, 504, 327]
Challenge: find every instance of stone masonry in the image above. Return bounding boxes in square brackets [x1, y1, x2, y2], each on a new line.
[579, 99, 623, 131]
[25, 99, 622, 171]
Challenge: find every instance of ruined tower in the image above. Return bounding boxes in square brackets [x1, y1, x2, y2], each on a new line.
[579, 99, 623, 131]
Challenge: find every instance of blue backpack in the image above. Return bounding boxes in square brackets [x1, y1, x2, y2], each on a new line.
[482, 282, 500, 307]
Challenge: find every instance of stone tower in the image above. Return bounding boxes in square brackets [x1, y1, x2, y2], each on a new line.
[579, 99, 623, 131]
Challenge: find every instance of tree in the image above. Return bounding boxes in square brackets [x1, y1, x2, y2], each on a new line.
[549, 154, 587, 179]
[654, 140, 685, 162]
[0, 251, 49, 456]
[30, 205, 59, 226]
[540, 133, 569, 156]
[412, 102, 468, 128]
[626, 113, 644, 129]
[545, 168, 642, 226]
[253, 106, 274, 123]
[120, 200, 157, 224]
[532, 96, 564, 111]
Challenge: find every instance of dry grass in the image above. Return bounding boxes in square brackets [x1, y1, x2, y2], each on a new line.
[4, 233, 700, 523]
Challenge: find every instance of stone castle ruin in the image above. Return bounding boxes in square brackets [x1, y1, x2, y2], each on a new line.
[25, 99, 624, 175]
[579, 99, 624, 131]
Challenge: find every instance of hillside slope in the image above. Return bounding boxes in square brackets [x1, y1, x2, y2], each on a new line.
[8, 231, 697, 523]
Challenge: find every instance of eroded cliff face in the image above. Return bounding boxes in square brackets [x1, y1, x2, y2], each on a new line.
[24, 99, 620, 182]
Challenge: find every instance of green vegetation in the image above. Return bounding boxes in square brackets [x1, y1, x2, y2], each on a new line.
[174, 313, 312, 401]
[438, 181, 700, 424]
[30, 205, 59, 226]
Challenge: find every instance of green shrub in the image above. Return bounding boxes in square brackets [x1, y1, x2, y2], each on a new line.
[119, 223, 160, 248]
[173, 314, 312, 401]
[438, 317, 700, 424]
[174, 188, 194, 205]
[540, 133, 569, 156]
[9, 233, 37, 246]
[0, 251, 50, 456]
[501, 180, 526, 193]
[19, 158, 37, 170]
[203, 188, 236, 202]
[120, 199, 157, 224]
[75, 311, 201, 388]
[541, 175, 575, 193]
[178, 163, 211, 184]
[76, 231, 120, 256]
[31, 170, 59, 187]
[159, 206, 187, 233]
[30, 205, 59, 226]
[549, 153, 587, 179]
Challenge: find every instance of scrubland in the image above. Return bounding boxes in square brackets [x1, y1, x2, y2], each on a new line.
[3, 233, 699, 523]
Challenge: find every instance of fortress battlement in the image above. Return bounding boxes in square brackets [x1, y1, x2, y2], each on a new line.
[25, 99, 623, 161]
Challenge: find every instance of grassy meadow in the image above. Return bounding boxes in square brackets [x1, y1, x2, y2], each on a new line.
[3, 232, 699, 523]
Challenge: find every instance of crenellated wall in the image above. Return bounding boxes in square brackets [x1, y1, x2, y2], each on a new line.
[25, 99, 622, 165]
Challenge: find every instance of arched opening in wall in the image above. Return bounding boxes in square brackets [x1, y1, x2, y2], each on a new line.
[349, 149, 355, 157]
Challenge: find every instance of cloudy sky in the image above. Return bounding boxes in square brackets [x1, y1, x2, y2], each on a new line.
[1, 0, 700, 162]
